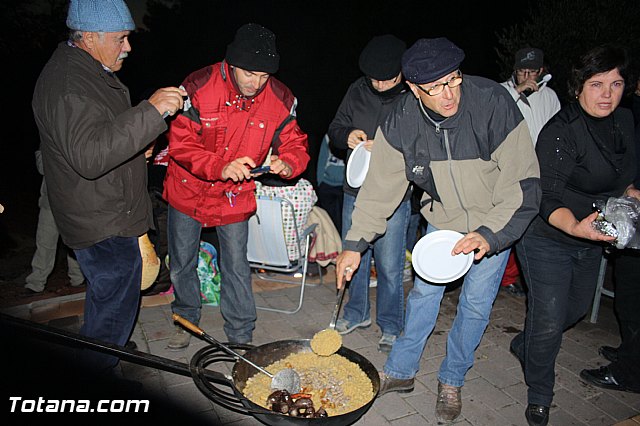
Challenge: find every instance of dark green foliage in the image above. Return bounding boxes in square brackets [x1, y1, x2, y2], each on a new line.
[495, 0, 640, 104]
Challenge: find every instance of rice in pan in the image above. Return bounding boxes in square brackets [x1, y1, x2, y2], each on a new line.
[243, 351, 374, 416]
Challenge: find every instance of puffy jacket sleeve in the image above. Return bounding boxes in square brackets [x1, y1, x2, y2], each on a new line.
[272, 98, 310, 179]
[167, 70, 228, 182]
[54, 93, 166, 180]
[327, 82, 358, 151]
[344, 128, 409, 252]
[475, 120, 541, 253]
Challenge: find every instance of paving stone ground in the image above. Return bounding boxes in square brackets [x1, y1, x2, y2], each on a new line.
[2, 266, 638, 425]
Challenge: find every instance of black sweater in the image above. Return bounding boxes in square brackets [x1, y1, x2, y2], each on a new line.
[531, 102, 636, 247]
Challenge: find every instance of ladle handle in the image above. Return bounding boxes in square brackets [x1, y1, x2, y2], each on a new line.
[172, 313, 273, 378]
[172, 313, 206, 336]
[329, 286, 346, 329]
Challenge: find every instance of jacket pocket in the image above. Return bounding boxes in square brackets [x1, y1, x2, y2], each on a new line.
[200, 108, 228, 154]
[244, 118, 270, 162]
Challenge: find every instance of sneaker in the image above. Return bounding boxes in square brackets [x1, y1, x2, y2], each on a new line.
[334, 318, 372, 335]
[167, 326, 191, 350]
[378, 372, 415, 396]
[435, 381, 462, 422]
[378, 334, 397, 353]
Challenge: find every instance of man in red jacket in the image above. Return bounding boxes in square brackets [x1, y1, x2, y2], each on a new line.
[164, 23, 309, 349]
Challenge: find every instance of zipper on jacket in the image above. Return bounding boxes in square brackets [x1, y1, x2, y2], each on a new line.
[443, 129, 471, 232]
[125, 167, 133, 215]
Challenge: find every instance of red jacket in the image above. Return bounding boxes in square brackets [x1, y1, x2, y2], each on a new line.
[163, 61, 309, 227]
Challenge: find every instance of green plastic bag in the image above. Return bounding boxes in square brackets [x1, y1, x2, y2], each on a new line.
[198, 241, 221, 306]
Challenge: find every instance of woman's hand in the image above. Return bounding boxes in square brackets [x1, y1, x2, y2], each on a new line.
[624, 185, 640, 200]
[569, 211, 616, 242]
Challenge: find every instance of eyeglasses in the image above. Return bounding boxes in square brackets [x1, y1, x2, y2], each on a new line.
[414, 71, 463, 96]
[516, 69, 541, 76]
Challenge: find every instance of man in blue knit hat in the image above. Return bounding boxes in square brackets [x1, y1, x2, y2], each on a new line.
[336, 37, 541, 422]
[32, 0, 186, 375]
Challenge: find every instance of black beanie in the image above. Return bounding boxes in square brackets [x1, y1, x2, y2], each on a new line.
[226, 23, 280, 74]
[359, 35, 407, 81]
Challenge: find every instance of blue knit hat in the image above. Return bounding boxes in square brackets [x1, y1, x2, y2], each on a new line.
[66, 0, 135, 32]
[402, 38, 465, 84]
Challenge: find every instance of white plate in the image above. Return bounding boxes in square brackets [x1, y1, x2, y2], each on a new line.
[411, 230, 474, 283]
[346, 141, 371, 188]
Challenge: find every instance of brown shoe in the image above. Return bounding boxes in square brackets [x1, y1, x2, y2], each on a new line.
[378, 372, 415, 396]
[167, 326, 191, 350]
[435, 381, 462, 422]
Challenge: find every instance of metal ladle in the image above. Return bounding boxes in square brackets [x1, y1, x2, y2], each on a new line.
[172, 314, 301, 393]
[310, 273, 348, 356]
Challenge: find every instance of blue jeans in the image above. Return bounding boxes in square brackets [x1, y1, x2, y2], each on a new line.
[74, 236, 141, 372]
[512, 229, 602, 406]
[384, 224, 509, 387]
[168, 205, 255, 343]
[342, 193, 410, 336]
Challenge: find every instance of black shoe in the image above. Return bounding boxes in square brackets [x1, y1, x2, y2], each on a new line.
[21, 288, 42, 297]
[580, 366, 640, 393]
[525, 404, 549, 426]
[502, 282, 526, 297]
[70, 280, 86, 288]
[598, 345, 618, 363]
[124, 341, 138, 351]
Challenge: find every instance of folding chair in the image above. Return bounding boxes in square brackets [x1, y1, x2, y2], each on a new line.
[247, 195, 322, 314]
[589, 250, 615, 323]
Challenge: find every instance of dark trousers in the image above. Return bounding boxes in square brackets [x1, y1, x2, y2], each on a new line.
[513, 231, 602, 406]
[610, 249, 640, 389]
[316, 182, 343, 235]
[74, 236, 142, 372]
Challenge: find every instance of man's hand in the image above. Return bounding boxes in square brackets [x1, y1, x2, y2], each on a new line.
[516, 80, 539, 95]
[221, 156, 257, 182]
[336, 250, 361, 289]
[452, 231, 490, 260]
[268, 155, 293, 178]
[144, 142, 155, 160]
[363, 139, 374, 152]
[149, 87, 188, 117]
[347, 129, 367, 149]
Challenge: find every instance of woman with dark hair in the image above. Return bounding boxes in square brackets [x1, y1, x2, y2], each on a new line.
[510, 44, 640, 426]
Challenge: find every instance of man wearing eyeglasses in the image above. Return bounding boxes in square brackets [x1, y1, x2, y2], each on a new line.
[335, 37, 540, 422]
[498, 48, 560, 298]
[501, 47, 561, 146]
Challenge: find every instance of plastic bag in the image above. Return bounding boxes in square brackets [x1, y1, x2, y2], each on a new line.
[198, 241, 221, 306]
[592, 196, 640, 249]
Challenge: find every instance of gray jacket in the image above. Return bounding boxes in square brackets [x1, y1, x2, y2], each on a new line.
[345, 75, 541, 255]
[32, 42, 166, 249]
